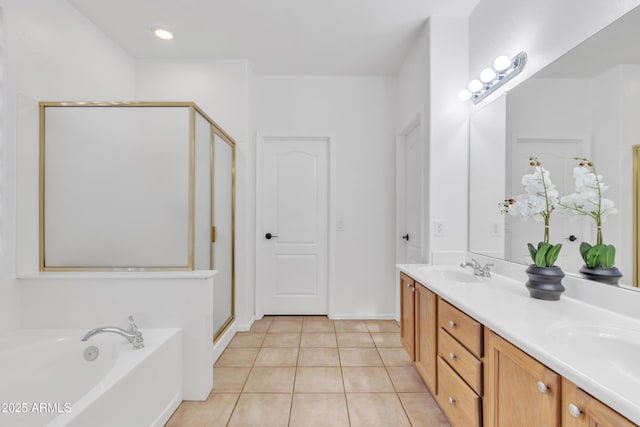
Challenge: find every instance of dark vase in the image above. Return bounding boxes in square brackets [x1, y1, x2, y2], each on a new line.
[579, 266, 623, 286]
[525, 265, 565, 301]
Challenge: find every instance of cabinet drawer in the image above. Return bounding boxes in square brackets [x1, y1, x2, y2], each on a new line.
[439, 328, 482, 395]
[436, 357, 482, 427]
[438, 299, 483, 357]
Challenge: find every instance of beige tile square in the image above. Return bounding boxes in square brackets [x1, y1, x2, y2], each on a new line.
[371, 332, 402, 348]
[289, 393, 350, 427]
[227, 393, 292, 427]
[250, 318, 272, 333]
[387, 367, 428, 392]
[399, 393, 451, 427]
[297, 347, 340, 367]
[346, 393, 411, 427]
[269, 319, 303, 333]
[334, 320, 368, 333]
[300, 333, 337, 348]
[262, 332, 301, 348]
[377, 348, 413, 367]
[215, 347, 260, 367]
[336, 333, 375, 348]
[338, 348, 383, 366]
[212, 367, 251, 393]
[166, 393, 239, 427]
[243, 367, 296, 392]
[342, 367, 394, 392]
[294, 367, 344, 392]
[365, 319, 400, 332]
[227, 332, 266, 348]
[302, 319, 335, 333]
[254, 347, 299, 367]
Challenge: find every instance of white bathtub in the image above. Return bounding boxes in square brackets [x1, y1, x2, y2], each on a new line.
[0, 328, 182, 427]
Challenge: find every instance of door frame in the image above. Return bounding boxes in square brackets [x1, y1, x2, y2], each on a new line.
[396, 110, 426, 265]
[255, 133, 336, 318]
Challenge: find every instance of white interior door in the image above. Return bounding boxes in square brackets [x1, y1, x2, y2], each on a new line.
[508, 137, 590, 272]
[397, 114, 424, 264]
[257, 136, 329, 315]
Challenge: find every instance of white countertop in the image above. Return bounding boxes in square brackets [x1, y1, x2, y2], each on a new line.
[397, 263, 640, 425]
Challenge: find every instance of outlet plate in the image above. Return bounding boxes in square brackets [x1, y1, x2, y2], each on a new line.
[434, 221, 444, 237]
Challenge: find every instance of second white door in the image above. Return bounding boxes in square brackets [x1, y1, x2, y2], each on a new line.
[257, 136, 329, 315]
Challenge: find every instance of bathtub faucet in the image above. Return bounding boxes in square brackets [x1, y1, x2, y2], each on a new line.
[81, 316, 144, 350]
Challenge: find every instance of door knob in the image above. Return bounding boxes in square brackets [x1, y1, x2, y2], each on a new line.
[566, 235, 578, 242]
[402, 234, 410, 241]
[265, 233, 278, 240]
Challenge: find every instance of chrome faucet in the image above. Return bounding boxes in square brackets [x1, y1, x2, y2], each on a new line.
[460, 258, 493, 278]
[81, 315, 144, 350]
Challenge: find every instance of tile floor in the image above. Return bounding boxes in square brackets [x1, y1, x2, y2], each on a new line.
[165, 316, 451, 427]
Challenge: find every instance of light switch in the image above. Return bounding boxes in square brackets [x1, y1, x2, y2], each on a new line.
[336, 220, 345, 232]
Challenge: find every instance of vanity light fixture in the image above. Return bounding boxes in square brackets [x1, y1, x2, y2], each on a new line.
[458, 51, 527, 104]
[153, 28, 174, 40]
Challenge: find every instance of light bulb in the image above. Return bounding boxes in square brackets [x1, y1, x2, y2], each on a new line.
[458, 89, 472, 101]
[480, 68, 497, 83]
[494, 55, 512, 72]
[154, 28, 174, 40]
[468, 79, 483, 93]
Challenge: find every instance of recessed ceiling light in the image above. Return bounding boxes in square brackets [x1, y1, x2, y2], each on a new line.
[153, 28, 174, 40]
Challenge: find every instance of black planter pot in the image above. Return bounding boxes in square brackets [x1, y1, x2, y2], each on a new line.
[525, 265, 565, 301]
[579, 266, 623, 286]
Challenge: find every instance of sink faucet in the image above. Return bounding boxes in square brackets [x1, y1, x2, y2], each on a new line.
[81, 315, 144, 350]
[460, 258, 493, 278]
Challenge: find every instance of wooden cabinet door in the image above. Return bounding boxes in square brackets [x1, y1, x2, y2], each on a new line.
[562, 378, 636, 427]
[414, 284, 437, 392]
[399, 273, 415, 359]
[485, 331, 561, 427]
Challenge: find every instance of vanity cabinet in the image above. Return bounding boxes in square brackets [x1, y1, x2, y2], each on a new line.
[414, 284, 437, 392]
[399, 273, 416, 359]
[436, 299, 484, 427]
[562, 378, 636, 427]
[485, 331, 561, 427]
[399, 273, 437, 393]
[398, 271, 637, 427]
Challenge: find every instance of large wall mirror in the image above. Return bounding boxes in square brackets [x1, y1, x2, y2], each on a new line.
[469, 5, 640, 289]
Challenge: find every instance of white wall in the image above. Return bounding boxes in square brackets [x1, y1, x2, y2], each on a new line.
[135, 59, 253, 330]
[5, 0, 136, 276]
[251, 75, 396, 318]
[395, 22, 430, 265]
[394, 17, 469, 267]
[0, 279, 19, 333]
[0, 0, 135, 331]
[18, 273, 215, 400]
[428, 17, 469, 264]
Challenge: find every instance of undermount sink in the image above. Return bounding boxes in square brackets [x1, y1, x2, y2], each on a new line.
[547, 323, 640, 381]
[417, 266, 480, 284]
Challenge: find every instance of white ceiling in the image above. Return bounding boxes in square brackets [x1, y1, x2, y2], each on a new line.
[68, 0, 480, 75]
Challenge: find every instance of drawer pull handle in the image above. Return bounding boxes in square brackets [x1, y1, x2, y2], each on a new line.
[406, 283, 411, 288]
[537, 381, 548, 394]
[449, 353, 456, 361]
[448, 396, 455, 405]
[410, 286, 415, 292]
[568, 403, 581, 418]
[448, 320, 457, 328]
